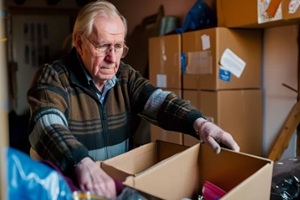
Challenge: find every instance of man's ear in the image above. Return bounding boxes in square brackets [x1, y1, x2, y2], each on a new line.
[73, 33, 83, 55]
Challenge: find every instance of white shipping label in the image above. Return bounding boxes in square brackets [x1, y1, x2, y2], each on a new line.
[257, 0, 282, 24]
[201, 34, 210, 50]
[289, 0, 300, 14]
[220, 48, 246, 78]
[186, 51, 212, 74]
[156, 74, 167, 88]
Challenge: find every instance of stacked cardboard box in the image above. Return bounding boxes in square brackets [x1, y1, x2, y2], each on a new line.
[183, 89, 263, 156]
[282, 0, 300, 20]
[181, 28, 263, 156]
[139, 1, 290, 198]
[148, 34, 181, 89]
[149, 27, 263, 156]
[181, 28, 262, 90]
[217, 0, 300, 28]
[148, 34, 183, 145]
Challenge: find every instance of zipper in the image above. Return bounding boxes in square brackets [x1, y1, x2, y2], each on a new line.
[99, 103, 109, 159]
[75, 83, 110, 159]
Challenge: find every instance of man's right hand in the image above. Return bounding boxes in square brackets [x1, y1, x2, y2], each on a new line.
[74, 157, 116, 198]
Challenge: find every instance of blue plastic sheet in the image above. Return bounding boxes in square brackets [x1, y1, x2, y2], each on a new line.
[175, 0, 217, 34]
[7, 147, 73, 200]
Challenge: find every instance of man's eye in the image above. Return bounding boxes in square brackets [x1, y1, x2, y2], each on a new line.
[98, 44, 110, 49]
[114, 44, 123, 49]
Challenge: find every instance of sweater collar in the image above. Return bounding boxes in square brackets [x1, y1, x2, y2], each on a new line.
[65, 47, 117, 89]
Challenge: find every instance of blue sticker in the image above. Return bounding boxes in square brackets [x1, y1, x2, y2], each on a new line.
[181, 53, 187, 73]
[219, 68, 231, 82]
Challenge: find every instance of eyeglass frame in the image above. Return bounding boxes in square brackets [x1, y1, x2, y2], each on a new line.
[82, 35, 129, 58]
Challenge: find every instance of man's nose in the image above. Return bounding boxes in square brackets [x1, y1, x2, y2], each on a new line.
[105, 47, 118, 61]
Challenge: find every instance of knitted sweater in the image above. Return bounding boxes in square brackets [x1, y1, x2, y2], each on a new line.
[27, 48, 203, 174]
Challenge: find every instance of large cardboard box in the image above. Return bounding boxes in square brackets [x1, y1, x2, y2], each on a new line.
[217, 0, 300, 28]
[217, 0, 291, 28]
[149, 34, 181, 89]
[101, 140, 188, 182]
[124, 144, 273, 200]
[182, 27, 262, 90]
[150, 88, 183, 145]
[183, 89, 263, 156]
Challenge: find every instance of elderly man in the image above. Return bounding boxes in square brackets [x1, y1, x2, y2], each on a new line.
[27, 0, 240, 198]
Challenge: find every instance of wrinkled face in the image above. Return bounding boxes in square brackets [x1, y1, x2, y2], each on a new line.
[74, 14, 126, 87]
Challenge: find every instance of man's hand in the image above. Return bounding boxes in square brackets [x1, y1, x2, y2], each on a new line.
[74, 157, 116, 198]
[193, 118, 240, 154]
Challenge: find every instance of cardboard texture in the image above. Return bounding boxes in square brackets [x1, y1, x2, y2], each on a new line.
[217, 0, 300, 28]
[150, 88, 183, 145]
[183, 89, 263, 156]
[101, 141, 188, 182]
[148, 34, 181, 89]
[124, 143, 273, 200]
[182, 27, 262, 90]
[282, 0, 300, 20]
[217, 0, 259, 28]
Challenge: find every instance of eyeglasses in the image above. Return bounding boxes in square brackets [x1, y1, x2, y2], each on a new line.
[83, 36, 129, 58]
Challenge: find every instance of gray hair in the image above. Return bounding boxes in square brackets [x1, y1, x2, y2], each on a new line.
[72, 0, 127, 42]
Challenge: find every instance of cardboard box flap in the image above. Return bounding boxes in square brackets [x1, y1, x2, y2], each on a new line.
[200, 144, 272, 191]
[101, 140, 188, 182]
[103, 142, 158, 173]
[123, 144, 201, 199]
[156, 140, 188, 160]
[223, 164, 273, 200]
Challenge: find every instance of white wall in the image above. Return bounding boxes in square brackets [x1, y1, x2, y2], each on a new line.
[263, 25, 298, 159]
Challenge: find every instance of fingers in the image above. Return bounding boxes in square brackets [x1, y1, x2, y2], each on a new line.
[219, 131, 240, 152]
[205, 135, 221, 154]
[204, 131, 240, 154]
[195, 118, 240, 154]
[80, 175, 116, 198]
[75, 157, 116, 199]
[93, 171, 116, 198]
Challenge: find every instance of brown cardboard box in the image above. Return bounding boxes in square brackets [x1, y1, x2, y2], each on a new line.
[124, 143, 273, 200]
[148, 34, 181, 89]
[183, 89, 263, 156]
[101, 140, 188, 182]
[150, 88, 183, 145]
[217, 0, 300, 28]
[182, 28, 262, 90]
[217, 0, 290, 28]
[282, 0, 300, 20]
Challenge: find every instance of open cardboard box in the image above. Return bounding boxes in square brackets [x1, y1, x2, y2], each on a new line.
[100, 140, 189, 182]
[124, 143, 273, 200]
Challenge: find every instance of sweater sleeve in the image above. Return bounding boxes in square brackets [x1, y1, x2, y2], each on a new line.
[27, 64, 89, 175]
[141, 90, 204, 137]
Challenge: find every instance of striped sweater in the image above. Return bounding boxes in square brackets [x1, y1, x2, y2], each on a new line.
[27, 48, 203, 174]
